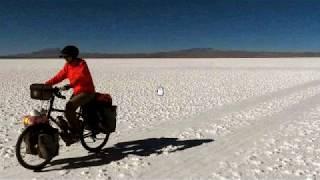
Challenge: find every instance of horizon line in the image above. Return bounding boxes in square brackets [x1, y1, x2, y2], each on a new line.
[2, 47, 320, 57]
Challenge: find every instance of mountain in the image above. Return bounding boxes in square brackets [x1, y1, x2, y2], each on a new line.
[1, 48, 320, 58]
[2, 48, 61, 58]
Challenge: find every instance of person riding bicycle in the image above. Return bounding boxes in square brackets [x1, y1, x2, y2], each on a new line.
[45, 45, 95, 144]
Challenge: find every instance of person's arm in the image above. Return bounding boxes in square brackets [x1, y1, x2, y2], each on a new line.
[45, 64, 67, 85]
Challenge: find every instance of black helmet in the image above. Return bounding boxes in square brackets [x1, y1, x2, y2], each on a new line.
[60, 45, 79, 58]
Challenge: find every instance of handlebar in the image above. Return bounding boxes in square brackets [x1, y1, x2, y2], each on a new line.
[53, 87, 67, 99]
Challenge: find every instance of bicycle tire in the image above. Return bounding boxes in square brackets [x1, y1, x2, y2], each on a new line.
[79, 123, 110, 152]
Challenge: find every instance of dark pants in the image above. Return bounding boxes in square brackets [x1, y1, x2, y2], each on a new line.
[65, 93, 95, 133]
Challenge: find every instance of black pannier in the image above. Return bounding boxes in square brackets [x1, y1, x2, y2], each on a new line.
[83, 93, 117, 133]
[38, 126, 59, 159]
[30, 84, 54, 100]
[97, 105, 117, 132]
[95, 93, 117, 132]
[24, 124, 59, 159]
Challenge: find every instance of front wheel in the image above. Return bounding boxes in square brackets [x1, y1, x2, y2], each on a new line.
[15, 125, 52, 170]
[79, 123, 110, 152]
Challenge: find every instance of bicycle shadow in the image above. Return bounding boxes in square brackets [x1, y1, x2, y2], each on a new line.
[43, 137, 213, 171]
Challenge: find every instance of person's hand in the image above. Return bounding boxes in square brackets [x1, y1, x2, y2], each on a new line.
[61, 84, 71, 91]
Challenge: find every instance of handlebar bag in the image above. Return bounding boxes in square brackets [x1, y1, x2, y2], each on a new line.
[30, 84, 54, 100]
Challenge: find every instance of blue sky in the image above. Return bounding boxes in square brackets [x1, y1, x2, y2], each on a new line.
[1, 0, 320, 55]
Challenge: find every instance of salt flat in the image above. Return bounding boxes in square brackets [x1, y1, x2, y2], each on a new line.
[1, 58, 320, 179]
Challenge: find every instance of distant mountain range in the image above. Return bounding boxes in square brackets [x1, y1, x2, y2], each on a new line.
[1, 48, 320, 58]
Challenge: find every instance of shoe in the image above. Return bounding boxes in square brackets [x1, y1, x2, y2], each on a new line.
[61, 133, 80, 146]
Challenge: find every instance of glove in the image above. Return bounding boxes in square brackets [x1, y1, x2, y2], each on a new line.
[61, 84, 71, 91]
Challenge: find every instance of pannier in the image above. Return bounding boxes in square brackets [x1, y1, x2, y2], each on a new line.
[30, 84, 54, 100]
[95, 93, 117, 132]
[24, 124, 59, 159]
[96, 105, 117, 132]
[95, 93, 112, 106]
[38, 127, 59, 159]
[24, 128, 39, 155]
[84, 93, 117, 133]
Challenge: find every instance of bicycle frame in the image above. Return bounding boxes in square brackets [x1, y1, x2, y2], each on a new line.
[45, 94, 82, 130]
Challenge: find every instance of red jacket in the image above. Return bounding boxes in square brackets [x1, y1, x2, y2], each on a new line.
[45, 59, 95, 95]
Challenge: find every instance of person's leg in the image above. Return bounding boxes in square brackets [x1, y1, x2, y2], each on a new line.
[65, 93, 95, 134]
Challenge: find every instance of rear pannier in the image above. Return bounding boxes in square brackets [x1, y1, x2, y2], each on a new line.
[97, 105, 117, 132]
[85, 93, 117, 133]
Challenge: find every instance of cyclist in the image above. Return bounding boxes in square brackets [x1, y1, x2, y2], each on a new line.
[45, 45, 95, 144]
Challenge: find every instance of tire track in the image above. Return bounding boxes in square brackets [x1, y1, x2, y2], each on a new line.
[109, 79, 320, 143]
[141, 92, 320, 179]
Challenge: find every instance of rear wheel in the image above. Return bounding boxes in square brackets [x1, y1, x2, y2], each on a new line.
[15, 125, 52, 170]
[79, 123, 110, 152]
